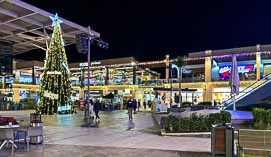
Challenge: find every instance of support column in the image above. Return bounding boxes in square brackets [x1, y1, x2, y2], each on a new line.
[204, 51, 212, 82]
[141, 69, 144, 80]
[79, 90, 84, 99]
[203, 84, 212, 102]
[133, 65, 136, 85]
[13, 89, 20, 103]
[204, 50, 212, 103]
[165, 55, 170, 82]
[105, 66, 109, 85]
[32, 66, 36, 85]
[1, 76, 4, 89]
[256, 52, 261, 80]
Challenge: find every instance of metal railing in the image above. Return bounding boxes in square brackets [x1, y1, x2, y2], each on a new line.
[223, 72, 271, 108]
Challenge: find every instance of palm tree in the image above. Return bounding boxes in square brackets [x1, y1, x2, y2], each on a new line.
[174, 56, 186, 107]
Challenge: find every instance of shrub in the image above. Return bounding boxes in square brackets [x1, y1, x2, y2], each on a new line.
[209, 110, 231, 125]
[252, 108, 271, 130]
[182, 102, 192, 107]
[198, 101, 212, 106]
[166, 111, 231, 133]
[20, 98, 37, 109]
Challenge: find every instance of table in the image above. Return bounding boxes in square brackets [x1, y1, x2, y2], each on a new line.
[0, 124, 20, 157]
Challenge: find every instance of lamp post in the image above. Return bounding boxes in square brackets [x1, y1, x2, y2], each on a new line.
[170, 63, 173, 112]
[76, 27, 108, 118]
[86, 26, 92, 117]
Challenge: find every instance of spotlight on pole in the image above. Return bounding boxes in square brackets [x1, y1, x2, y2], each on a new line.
[76, 33, 109, 54]
[75, 31, 108, 120]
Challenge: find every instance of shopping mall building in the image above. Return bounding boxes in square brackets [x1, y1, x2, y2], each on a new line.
[0, 1, 270, 108]
[3, 44, 270, 107]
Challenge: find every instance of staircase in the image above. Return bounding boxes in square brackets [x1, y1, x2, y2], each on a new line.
[223, 73, 271, 110]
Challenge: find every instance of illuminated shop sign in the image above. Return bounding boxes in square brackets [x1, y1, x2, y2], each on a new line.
[20, 72, 32, 76]
[219, 65, 254, 79]
[79, 61, 101, 67]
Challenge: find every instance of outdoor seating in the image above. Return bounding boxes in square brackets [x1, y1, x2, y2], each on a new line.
[14, 130, 30, 152]
[0, 129, 15, 150]
[27, 126, 43, 144]
[237, 129, 271, 157]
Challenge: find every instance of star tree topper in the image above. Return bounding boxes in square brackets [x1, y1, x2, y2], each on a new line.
[49, 13, 65, 46]
[49, 13, 63, 26]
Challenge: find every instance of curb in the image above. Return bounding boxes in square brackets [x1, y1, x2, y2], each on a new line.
[161, 129, 211, 138]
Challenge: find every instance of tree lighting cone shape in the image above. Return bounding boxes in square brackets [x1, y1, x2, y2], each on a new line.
[37, 14, 73, 115]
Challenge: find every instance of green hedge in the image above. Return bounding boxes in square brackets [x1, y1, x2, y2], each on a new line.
[20, 98, 37, 110]
[197, 101, 212, 106]
[182, 102, 192, 106]
[252, 108, 271, 130]
[166, 110, 231, 133]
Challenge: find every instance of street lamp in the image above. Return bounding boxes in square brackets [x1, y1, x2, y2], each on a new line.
[76, 27, 108, 118]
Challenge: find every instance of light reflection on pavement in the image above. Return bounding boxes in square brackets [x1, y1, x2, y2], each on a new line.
[0, 110, 156, 131]
[0, 110, 211, 157]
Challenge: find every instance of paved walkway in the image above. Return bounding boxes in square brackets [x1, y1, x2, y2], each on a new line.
[0, 110, 211, 157]
[1, 145, 211, 157]
[44, 126, 210, 152]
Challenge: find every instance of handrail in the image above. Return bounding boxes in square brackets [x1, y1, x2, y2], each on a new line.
[223, 72, 271, 107]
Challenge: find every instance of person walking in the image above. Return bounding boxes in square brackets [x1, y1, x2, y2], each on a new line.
[148, 100, 152, 109]
[143, 101, 147, 111]
[137, 99, 141, 112]
[89, 99, 94, 117]
[94, 100, 100, 120]
[133, 99, 137, 114]
[127, 98, 133, 121]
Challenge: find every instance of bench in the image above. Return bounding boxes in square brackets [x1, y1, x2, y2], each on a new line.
[237, 129, 271, 157]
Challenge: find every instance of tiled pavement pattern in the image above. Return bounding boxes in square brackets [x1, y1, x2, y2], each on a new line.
[1, 144, 212, 157]
[0, 110, 211, 157]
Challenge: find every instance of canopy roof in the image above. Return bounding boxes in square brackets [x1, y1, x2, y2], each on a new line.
[0, 0, 100, 55]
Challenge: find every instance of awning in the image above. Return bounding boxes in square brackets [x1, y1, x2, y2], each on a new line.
[0, 0, 100, 55]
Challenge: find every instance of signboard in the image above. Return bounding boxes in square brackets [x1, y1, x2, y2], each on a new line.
[218, 65, 254, 80]
[79, 61, 101, 67]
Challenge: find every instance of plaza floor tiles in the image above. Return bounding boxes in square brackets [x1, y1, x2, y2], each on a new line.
[0, 145, 211, 157]
[0, 110, 211, 156]
[43, 126, 211, 152]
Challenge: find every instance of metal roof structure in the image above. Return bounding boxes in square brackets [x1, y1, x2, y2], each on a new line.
[0, 0, 100, 55]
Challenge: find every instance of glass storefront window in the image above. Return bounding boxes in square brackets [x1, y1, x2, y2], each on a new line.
[182, 68, 205, 83]
[212, 87, 245, 104]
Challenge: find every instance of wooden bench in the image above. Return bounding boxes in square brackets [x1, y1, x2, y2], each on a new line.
[237, 129, 271, 157]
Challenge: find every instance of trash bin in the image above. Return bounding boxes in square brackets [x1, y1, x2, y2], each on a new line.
[225, 123, 234, 157]
[211, 123, 234, 157]
[29, 113, 43, 144]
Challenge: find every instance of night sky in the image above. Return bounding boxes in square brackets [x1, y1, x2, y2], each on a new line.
[17, 0, 270, 63]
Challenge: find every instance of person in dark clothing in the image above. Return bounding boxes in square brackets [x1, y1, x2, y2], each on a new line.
[133, 99, 137, 114]
[148, 100, 152, 109]
[143, 101, 147, 110]
[137, 99, 141, 112]
[94, 100, 100, 120]
[127, 98, 133, 120]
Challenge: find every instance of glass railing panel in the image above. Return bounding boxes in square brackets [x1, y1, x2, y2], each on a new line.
[223, 73, 271, 106]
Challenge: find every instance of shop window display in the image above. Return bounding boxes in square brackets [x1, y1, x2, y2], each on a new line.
[212, 87, 245, 104]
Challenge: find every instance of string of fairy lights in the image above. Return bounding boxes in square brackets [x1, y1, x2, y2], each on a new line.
[180, 51, 271, 62]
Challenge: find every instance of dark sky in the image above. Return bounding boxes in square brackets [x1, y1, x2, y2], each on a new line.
[17, 0, 270, 63]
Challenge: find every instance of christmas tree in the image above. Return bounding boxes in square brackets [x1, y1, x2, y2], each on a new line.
[37, 14, 73, 115]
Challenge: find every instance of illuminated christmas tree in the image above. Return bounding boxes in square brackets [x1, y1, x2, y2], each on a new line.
[37, 14, 73, 115]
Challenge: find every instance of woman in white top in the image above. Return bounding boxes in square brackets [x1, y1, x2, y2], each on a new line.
[89, 99, 94, 116]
